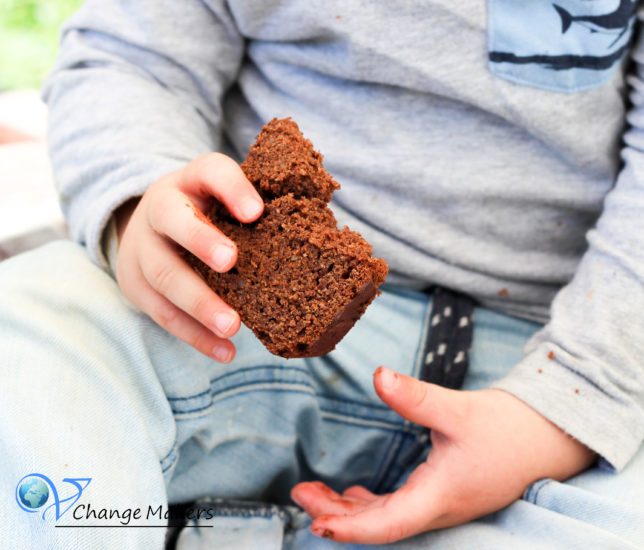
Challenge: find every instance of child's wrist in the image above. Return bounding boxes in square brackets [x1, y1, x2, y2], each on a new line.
[115, 197, 140, 244]
[101, 197, 141, 276]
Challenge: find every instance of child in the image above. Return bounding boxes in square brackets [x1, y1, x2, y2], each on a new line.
[1, 1, 642, 548]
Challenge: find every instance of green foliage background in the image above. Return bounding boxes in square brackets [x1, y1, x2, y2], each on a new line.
[0, 0, 83, 90]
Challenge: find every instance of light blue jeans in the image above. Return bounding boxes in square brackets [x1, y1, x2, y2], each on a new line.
[1, 241, 643, 549]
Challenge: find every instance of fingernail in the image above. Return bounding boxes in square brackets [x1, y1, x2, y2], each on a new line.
[378, 366, 399, 391]
[213, 311, 236, 336]
[212, 344, 233, 363]
[212, 244, 234, 270]
[239, 196, 263, 220]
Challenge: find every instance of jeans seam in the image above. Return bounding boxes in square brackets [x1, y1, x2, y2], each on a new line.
[524, 478, 551, 504]
[319, 407, 405, 429]
[168, 365, 392, 411]
[166, 365, 311, 402]
[166, 386, 212, 402]
[170, 386, 422, 448]
[170, 380, 396, 417]
[318, 392, 391, 411]
[173, 384, 316, 420]
[320, 410, 419, 434]
[160, 444, 178, 474]
[170, 379, 316, 415]
[172, 385, 414, 434]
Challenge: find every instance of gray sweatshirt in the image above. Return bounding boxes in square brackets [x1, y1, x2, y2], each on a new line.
[43, 0, 644, 471]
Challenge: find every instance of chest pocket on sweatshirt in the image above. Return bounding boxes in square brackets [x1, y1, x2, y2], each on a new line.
[487, 0, 638, 93]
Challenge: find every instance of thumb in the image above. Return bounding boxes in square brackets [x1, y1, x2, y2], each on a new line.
[373, 366, 468, 437]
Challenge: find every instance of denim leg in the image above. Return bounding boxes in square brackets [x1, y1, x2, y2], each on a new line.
[0, 241, 433, 549]
[0, 241, 177, 549]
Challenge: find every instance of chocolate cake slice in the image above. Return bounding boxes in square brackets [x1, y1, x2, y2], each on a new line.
[190, 118, 388, 358]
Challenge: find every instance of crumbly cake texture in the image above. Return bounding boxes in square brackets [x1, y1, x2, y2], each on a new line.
[242, 117, 339, 203]
[190, 118, 388, 358]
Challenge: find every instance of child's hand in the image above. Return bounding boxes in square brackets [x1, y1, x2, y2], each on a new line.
[291, 367, 596, 544]
[115, 153, 264, 363]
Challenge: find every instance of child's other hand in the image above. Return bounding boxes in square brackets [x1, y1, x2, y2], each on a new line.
[291, 367, 596, 544]
[115, 153, 264, 363]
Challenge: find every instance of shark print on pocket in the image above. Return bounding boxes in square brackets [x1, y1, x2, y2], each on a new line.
[487, 0, 638, 92]
[554, 0, 635, 44]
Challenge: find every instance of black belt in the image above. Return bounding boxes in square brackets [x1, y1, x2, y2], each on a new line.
[419, 286, 476, 390]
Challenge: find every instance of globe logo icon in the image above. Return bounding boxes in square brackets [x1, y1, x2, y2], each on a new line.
[18, 477, 49, 509]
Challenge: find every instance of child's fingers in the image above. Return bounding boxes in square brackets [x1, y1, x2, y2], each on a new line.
[309, 486, 438, 545]
[120, 259, 236, 363]
[179, 153, 264, 222]
[342, 485, 378, 502]
[138, 232, 241, 340]
[147, 188, 238, 273]
[373, 366, 469, 437]
[293, 481, 444, 544]
[290, 482, 372, 518]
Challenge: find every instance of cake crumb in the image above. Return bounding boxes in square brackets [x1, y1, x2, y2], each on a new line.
[574, 389, 580, 394]
[547, 351, 554, 360]
[538, 369, 543, 374]
[497, 288, 509, 297]
[187, 201, 210, 225]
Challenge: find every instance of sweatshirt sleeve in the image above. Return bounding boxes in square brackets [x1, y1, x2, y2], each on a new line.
[492, 28, 644, 472]
[42, 0, 244, 268]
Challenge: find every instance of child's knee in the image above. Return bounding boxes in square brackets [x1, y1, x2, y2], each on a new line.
[0, 240, 127, 324]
